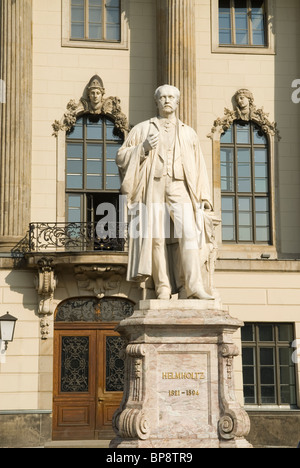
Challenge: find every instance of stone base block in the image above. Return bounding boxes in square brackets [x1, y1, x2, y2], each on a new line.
[110, 301, 252, 449]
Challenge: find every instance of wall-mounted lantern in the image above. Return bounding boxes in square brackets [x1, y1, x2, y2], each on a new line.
[0, 312, 18, 350]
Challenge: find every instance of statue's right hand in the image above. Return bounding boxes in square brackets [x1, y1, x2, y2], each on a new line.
[143, 132, 160, 153]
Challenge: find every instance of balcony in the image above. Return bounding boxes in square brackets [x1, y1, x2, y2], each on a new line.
[26, 222, 128, 253]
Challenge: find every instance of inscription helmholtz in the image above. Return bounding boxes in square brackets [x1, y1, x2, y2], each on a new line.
[161, 371, 205, 380]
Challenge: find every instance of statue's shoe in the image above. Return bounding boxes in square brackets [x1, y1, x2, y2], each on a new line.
[188, 289, 214, 300]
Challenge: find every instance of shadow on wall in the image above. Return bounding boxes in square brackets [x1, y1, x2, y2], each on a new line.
[274, 2, 300, 259]
[127, 0, 157, 126]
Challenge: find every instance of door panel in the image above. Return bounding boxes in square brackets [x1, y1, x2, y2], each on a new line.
[96, 330, 126, 439]
[53, 330, 97, 440]
[53, 327, 126, 441]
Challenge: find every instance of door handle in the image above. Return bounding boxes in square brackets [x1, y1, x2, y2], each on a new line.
[98, 397, 104, 403]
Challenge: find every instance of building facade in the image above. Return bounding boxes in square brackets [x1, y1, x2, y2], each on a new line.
[0, 0, 300, 448]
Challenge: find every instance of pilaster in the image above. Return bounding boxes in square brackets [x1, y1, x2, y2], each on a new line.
[156, 0, 197, 129]
[0, 0, 32, 251]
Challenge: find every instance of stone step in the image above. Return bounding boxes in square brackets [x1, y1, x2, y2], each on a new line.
[45, 440, 110, 449]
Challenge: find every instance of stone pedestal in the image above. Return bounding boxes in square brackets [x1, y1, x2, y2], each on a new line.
[110, 300, 252, 448]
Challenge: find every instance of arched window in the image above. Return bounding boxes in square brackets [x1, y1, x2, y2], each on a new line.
[66, 114, 123, 231]
[221, 120, 271, 244]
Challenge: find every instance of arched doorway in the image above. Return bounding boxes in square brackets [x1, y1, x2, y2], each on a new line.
[52, 296, 134, 441]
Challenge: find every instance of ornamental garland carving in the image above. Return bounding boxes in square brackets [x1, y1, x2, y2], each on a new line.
[209, 88, 281, 140]
[52, 74, 130, 138]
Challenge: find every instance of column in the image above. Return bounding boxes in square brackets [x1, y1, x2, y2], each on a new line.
[0, 0, 32, 251]
[156, 0, 197, 129]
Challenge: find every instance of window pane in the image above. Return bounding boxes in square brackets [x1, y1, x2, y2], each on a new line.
[221, 148, 234, 192]
[89, 24, 102, 39]
[106, 143, 121, 159]
[236, 123, 250, 144]
[106, 24, 121, 41]
[89, 0, 102, 39]
[87, 175, 103, 189]
[67, 143, 83, 159]
[242, 347, 255, 366]
[71, 23, 85, 39]
[67, 160, 83, 174]
[244, 366, 255, 385]
[242, 323, 254, 341]
[106, 120, 121, 141]
[253, 126, 267, 144]
[260, 348, 274, 365]
[71, 6, 84, 22]
[219, 0, 232, 45]
[221, 196, 236, 241]
[219, 30, 232, 44]
[255, 197, 270, 242]
[256, 227, 270, 242]
[261, 367, 275, 385]
[220, 127, 233, 143]
[86, 144, 103, 159]
[259, 324, 273, 341]
[107, 160, 119, 175]
[281, 386, 296, 405]
[255, 149, 268, 192]
[106, 8, 119, 23]
[87, 120, 103, 140]
[261, 385, 275, 404]
[67, 175, 83, 189]
[237, 149, 251, 192]
[280, 366, 295, 385]
[67, 142, 83, 189]
[278, 324, 293, 342]
[251, 1, 266, 46]
[68, 195, 82, 223]
[67, 119, 83, 139]
[239, 195, 252, 241]
[244, 385, 256, 404]
[106, 0, 120, 6]
[235, 0, 249, 45]
[89, 3, 102, 22]
[106, 175, 121, 190]
[87, 160, 102, 174]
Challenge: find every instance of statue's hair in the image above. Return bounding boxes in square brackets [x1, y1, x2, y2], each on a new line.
[154, 84, 181, 102]
[234, 88, 254, 105]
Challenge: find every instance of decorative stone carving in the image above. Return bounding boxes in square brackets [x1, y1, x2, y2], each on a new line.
[52, 75, 130, 137]
[74, 265, 127, 298]
[218, 342, 251, 445]
[55, 296, 134, 323]
[209, 88, 281, 140]
[112, 343, 150, 442]
[34, 257, 57, 339]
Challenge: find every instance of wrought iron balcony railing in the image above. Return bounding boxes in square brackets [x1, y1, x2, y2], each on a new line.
[27, 222, 128, 253]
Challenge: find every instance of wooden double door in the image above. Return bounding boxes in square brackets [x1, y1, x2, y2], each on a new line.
[53, 326, 126, 441]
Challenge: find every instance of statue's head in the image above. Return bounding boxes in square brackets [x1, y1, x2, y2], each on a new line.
[87, 75, 105, 109]
[234, 89, 254, 111]
[154, 84, 180, 117]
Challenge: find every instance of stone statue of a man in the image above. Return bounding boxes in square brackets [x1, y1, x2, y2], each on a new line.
[117, 85, 214, 300]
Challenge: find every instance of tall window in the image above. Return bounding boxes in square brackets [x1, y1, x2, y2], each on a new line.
[66, 115, 123, 226]
[221, 121, 271, 244]
[71, 0, 121, 41]
[242, 323, 297, 407]
[219, 0, 267, 47]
